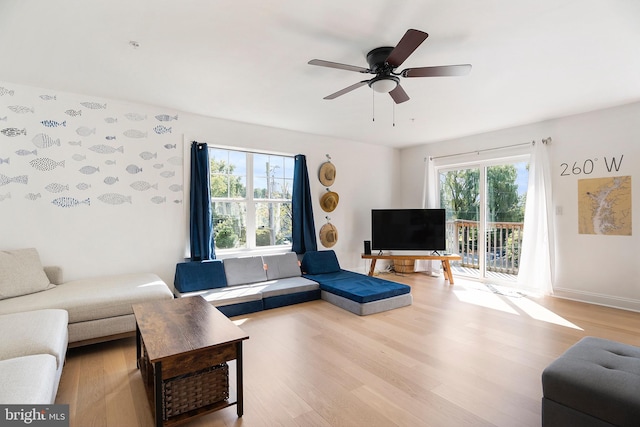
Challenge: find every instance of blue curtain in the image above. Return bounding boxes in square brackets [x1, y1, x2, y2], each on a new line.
[190, 141, 215, 260]
[292, 154, 317, 254]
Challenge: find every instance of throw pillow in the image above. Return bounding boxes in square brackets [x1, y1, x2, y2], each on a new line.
[0, 248, 54, 300]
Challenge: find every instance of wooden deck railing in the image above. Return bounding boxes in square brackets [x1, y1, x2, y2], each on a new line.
[446, 220, 524, 275]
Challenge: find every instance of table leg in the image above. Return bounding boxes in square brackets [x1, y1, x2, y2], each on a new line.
[136, 325, 141, 369]
[236, 342, 243, 417]
[368, 259, 377, 276]
[442, 260, 455, 285]
[154, 361, 163, 427]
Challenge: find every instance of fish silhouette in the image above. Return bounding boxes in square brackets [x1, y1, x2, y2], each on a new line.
[130, 181, 158, 191]
[0, 87, 15, 96]
[105, 160, 117, 165]
[80, 102, 106, 109]
[0, 116, 6, 121]
[153, 163, 164, 169]
[52, 197, 90, 208]
[126, 164, 142, 174]
[98, 193, 132, 205]
[103, 176, 119, 185]
[160, 171, 175, 178]
[30, 158, 65, 171]
[65, 109, 82, 117]
[139, 152, 157, 160]
[44, 183, 69, 193]
[153, 125, 172, 135]
[32, 133, 61, 148]
[76, 127, 96, 137]
[0, 174, 28, 186]
[0, 158, 9, 165]
[25, 193, 41, 201]
[151, 196, 166, 204]
[104, 117, 118, 123]
[89, 145, 124, 154]
[15, 149, 37, 156]
[169, 184, 183, 192]
[76, 183, 91, 190]
[8, 105, 34, 114]
[41, 120, 66, 128]
[124, 113, 146, 121]
[72, 154, 86, 161]
[79, 166, 100, 175]
[105, 136, 116, 141]
[155, 114, 178, 122]
[0, 193, 10, 202]
[1, 128, 27, 137]
[163, 144, 176, 149]
[68, 140, 82, 146]
[123, 129, 147, 138]
[39, 95, 56, 101]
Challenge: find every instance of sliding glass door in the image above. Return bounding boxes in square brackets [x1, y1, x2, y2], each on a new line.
[438, 157, 529, 284]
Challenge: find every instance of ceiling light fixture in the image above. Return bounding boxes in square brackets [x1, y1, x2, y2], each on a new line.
[368, 76, 399, 93]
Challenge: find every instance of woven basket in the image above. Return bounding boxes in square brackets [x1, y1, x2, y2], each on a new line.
[393, 259, 415, 273]
[162, 363, 229, 420]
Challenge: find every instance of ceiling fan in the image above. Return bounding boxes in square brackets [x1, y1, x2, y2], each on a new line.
[308, 29, 471, 104]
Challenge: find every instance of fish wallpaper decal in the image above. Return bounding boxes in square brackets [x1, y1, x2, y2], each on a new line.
[0, 82, 184, 209]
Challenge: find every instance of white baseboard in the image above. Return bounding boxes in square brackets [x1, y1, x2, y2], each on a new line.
[552, 287, 640, 313]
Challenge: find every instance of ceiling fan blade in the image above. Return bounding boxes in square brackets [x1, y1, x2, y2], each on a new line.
[389, 84, 410, 104]
[308, 59, 369, 73]
[402, 64, 472, 78]
[323, 80, 369, 100]
[385, 29, 429, 68]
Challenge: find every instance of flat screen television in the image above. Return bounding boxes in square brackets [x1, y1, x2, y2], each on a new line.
[371, 209, 446, 252]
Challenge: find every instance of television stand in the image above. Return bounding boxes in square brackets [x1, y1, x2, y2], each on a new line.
[361, 253, 462, 284]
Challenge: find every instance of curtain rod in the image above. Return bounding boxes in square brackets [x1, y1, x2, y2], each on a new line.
[428, 137, 551, 161]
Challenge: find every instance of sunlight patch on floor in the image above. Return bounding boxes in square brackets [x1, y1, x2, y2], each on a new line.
[453, 278, 583, 330]
[509, 297, 583, 330]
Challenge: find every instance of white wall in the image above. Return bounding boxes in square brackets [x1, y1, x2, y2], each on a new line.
[0, 81, 399, 286]
[400, 101, 640, 311]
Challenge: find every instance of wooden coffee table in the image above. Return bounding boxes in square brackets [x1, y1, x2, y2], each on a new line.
[132, 296, 249, 427]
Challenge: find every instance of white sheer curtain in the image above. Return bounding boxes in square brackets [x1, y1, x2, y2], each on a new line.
[415, 157, 441, 274]
[517, 139, 555, 294]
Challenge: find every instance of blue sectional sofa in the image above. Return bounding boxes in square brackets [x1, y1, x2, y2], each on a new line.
[301, 250, 413, 315]
[173, 250, 412, 317]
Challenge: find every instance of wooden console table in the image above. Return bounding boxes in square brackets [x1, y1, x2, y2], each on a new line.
[361, 253, 462, 284]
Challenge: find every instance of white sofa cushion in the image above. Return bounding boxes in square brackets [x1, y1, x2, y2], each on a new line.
[0, 309, 68, 369]
[0, 273, 173, 323]
[0, 248, 54, 300]
[0, 355, 57, 404]
[255, 277, 319, 298]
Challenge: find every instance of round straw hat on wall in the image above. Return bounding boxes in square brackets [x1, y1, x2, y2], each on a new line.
[318, 161, 336, 186]
[319, 223, 338, 248]
[320, 190, 339, 212]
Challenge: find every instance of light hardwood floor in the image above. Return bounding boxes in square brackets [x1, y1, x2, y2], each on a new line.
[56, 273, 640, 427]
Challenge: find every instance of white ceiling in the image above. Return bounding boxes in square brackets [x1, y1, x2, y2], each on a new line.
[1, 0, 640, 148]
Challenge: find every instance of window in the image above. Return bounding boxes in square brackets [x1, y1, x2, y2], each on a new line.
[209, 147, 294, 251]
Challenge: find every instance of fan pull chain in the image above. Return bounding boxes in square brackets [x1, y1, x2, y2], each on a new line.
[393, 101, 395, 127]
[372, 90, 375, 122]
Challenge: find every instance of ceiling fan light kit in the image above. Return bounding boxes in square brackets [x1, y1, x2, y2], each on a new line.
[308, 29, 471, 104]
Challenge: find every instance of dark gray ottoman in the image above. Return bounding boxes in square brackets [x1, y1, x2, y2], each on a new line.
[542, 336, 640, 427]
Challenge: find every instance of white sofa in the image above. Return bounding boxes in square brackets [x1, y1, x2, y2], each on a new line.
[0, 309, 68, 404]
[0, 248, 174, 346]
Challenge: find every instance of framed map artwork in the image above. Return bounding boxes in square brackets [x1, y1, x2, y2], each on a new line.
[578, 176, 631, 235]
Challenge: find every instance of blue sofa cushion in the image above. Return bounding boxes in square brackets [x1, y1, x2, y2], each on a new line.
[301, 250, 340, 275]
[304, 270, 411, 304]
[174, 260, 227, 293]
